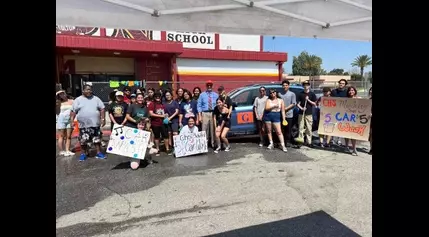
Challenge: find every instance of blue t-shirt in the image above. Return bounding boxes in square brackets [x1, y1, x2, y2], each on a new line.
[180, 100, 198, 125]
[163, 100, 179, 122]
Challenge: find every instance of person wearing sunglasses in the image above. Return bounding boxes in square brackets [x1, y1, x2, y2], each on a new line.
[253, 86, 268, 146]
[264, 89, 287, 152]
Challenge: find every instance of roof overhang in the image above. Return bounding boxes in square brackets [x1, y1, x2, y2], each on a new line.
[56, 0, 372, 41]
[56, 34, 184, 53]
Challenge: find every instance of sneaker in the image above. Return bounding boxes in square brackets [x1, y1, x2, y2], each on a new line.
[58, 151, 65, 156]
[225, 146, 231, 152]
[351, 150, 358, 156]
[167, 149, 173, 156]
[79, 153, 87, 162]
[282, 146, 288, 152]
[347, 147, 353, 153]
[267, 143, 274, 150]
[214, 146, 221, 153]
[156, 151, 160, 156]
[294, 137, 304, 144]
[64, 151, 75, 156]
[96, 152, 106, 159]
[258, 142, 263, 147]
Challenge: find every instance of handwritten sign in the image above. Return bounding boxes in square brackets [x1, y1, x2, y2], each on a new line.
[318, 97, 372, 141]
[173, 131, 208, 158]
[107, 124, 151, 159]
[237, 112, 254, 124]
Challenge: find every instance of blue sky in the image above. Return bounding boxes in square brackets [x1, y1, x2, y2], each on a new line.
[263, 36, 372, 74]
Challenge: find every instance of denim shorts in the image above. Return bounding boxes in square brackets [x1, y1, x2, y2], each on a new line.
[263, 111, 281, 123]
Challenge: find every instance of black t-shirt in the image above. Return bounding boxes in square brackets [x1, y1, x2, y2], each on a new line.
[330, 88, 348, 97]
[126, 104, 148, 128]
[297, 91, 317, 115]
[213, 106, 229, 123]
[108, 101, 128, 124]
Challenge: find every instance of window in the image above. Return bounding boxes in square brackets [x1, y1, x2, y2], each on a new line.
[233, 90, 252, 106]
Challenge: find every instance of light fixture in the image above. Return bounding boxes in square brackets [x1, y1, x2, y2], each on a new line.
[113, 52, 121, 55]
[71, 49, 80, 54]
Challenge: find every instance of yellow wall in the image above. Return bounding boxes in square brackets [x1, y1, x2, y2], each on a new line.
[63, 56, 135, 74]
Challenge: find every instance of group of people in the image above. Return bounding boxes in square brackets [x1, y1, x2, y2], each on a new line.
[55, 80, 235, 162]
[56, 78, 372, 164]
[254, 79, 372, 156]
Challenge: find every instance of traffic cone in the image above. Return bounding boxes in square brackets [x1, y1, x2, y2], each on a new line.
[72, 121, 81, 152]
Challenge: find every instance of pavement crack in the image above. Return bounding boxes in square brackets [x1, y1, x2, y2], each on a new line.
[101, 185, 132, 219]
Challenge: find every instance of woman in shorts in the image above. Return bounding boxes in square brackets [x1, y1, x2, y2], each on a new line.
[213, 98, 231, 153]
[56, 90, 74, 156]
[264, 89, 287, 152]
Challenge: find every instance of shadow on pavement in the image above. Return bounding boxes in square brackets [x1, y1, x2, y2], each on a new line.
[205, 210, 361, 237]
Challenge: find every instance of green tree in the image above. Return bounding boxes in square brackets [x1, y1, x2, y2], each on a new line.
[351, 55, 372, 80]
[292, 51, 323, 76]
[329, 68, 345, 75]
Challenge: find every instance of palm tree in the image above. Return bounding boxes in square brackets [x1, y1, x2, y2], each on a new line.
[351, 55, 372, 80]
[302, 52, 322, 87]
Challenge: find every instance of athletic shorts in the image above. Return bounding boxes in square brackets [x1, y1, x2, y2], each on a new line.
[263, 111, 281, 123]
[152, 125, 168, 139]
[78, 127, 102, 145]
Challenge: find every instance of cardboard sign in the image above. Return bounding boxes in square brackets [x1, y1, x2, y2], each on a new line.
[318, 97, 372, 141]
[107, 124, 151, 159]
[173, 131, 208, 158]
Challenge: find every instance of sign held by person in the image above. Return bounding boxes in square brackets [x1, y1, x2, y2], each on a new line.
[173, 131, 208, 158]
[107, 124, 151, 159]
[318, 97, 372, 141]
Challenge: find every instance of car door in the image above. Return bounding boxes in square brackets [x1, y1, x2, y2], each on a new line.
[229, 88, 258, 136]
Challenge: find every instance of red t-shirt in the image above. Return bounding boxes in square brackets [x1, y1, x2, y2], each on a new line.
[123, 96, 131, 104]
[148, 102, 166, 126]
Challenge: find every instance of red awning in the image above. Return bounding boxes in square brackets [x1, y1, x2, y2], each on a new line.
[56, 35, 183, 54]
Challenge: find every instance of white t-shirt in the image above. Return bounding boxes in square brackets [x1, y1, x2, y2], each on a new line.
[180, 125, 199, 135]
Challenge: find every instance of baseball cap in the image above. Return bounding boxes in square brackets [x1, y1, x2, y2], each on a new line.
[55, 90, 65, 96]
[115, 91, 124, 96]
[130, 94, 136, 98]
[217, 86, 225, 92]
[206, 80, 213, 85]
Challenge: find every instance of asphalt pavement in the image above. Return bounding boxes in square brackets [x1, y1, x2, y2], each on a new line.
[56, 137, 372, 237]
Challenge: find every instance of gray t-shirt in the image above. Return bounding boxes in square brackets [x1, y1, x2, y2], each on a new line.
[253, 96, 268, 119]
[279, 90, 296, 118]
[72, 95, 105, 128]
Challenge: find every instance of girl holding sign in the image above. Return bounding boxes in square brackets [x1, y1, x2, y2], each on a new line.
[316, 87, 332, 148]
[179, 116, 199, 135]
[213, 98, 231, 153]
[344, 86, 360, 156]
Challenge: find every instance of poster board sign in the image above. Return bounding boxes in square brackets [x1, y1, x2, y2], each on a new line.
[318, 97, 372, 141]
[173, 131, 208, 158]
[107, 124, 151, 159]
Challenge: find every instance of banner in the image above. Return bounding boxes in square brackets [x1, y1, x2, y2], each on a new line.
[107, 124, 151, 159]
[173, 131, 208, 158]
[318, 97, 372, 141]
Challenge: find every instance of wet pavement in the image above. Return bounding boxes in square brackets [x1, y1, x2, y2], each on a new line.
[56, 137, 372, 237]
